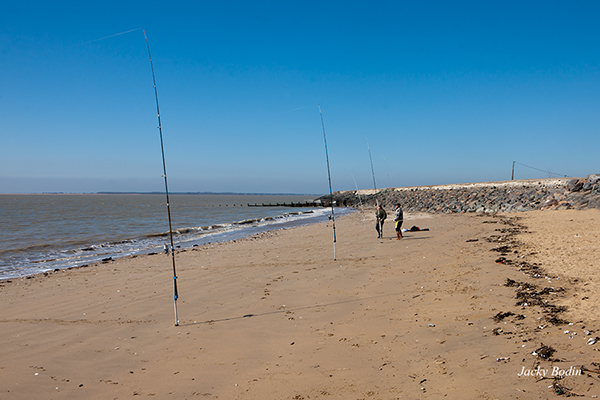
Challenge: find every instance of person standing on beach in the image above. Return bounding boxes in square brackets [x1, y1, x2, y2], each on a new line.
[394, 203, 403, 240]
[375, 204, 387, 238]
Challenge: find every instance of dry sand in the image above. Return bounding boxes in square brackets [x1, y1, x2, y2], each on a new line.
[1, 208, 600, 399]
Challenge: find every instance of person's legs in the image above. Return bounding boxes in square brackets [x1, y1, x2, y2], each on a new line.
[396, 221, 403, 240]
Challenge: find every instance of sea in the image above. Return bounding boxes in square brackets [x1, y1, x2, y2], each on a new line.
[0, 193, 352, 280]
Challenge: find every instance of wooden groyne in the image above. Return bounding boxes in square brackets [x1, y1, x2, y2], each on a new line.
[247, 201, 339, 207]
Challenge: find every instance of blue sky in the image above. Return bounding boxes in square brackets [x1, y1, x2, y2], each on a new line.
[1, 1, 599, 194]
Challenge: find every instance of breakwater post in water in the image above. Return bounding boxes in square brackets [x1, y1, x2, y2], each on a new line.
[247, 200, 348, 208]
[319, 175, 600, 213]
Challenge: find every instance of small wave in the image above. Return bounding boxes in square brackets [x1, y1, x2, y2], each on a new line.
[110, 239, 135, 245]
[0, 242, 55, 256]
[173, 227, 198, 234]
[208, 224, 229, 230]
[234, 218, 260, 225]
[146, 232, 169, 238]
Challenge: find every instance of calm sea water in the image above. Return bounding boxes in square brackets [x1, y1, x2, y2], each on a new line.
[0, 194, 350, 279]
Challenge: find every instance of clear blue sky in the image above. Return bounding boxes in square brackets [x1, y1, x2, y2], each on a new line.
[2, 1, 599, 194]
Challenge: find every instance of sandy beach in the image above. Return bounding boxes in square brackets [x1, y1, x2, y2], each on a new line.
[2, 208, 600, 399]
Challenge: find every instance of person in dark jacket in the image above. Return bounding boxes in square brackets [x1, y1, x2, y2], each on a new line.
[375, 205, 387, 238]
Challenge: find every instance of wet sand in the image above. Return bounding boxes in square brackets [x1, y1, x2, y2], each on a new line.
[1, 208, 600, 399]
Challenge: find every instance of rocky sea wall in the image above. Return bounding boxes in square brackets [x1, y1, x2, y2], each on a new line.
[320, 175, 600, 214]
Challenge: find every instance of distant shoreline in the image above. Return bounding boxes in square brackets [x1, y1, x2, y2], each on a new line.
[0, 177, 579, 196]
[0, 192, 323, 196]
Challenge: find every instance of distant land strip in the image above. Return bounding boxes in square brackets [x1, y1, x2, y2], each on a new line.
[32, 192, 322, 196]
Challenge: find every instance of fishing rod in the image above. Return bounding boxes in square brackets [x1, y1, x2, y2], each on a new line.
[318, 105, 337, 260]
[366, 137, 382, 243]
[383, 155, 392, 187]
[366, 137, 377, 190]
[351, 173, 366, 229]
[143, 28, 180, 326]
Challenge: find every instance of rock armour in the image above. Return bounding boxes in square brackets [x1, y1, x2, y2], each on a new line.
[322, 175, 600, 213]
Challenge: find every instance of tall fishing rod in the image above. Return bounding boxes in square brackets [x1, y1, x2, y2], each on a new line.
[383, 155, 392, 187]
[318, 105, 337, 260]
[143, 28, 179, 326]
[351, 173, 366, 229]
[366, 137, 382, 242]
[366, 137, 377, 190]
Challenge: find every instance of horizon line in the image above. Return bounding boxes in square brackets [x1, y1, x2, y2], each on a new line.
[0, 191, 323, 196]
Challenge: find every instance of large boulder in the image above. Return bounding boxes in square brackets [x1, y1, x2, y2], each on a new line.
[567, 178, 584, 192]
[586, 174, 600, 183]
[584, 174, 600, 191]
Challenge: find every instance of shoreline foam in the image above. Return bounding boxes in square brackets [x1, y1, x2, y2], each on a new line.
[0, 205, 351, 280]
